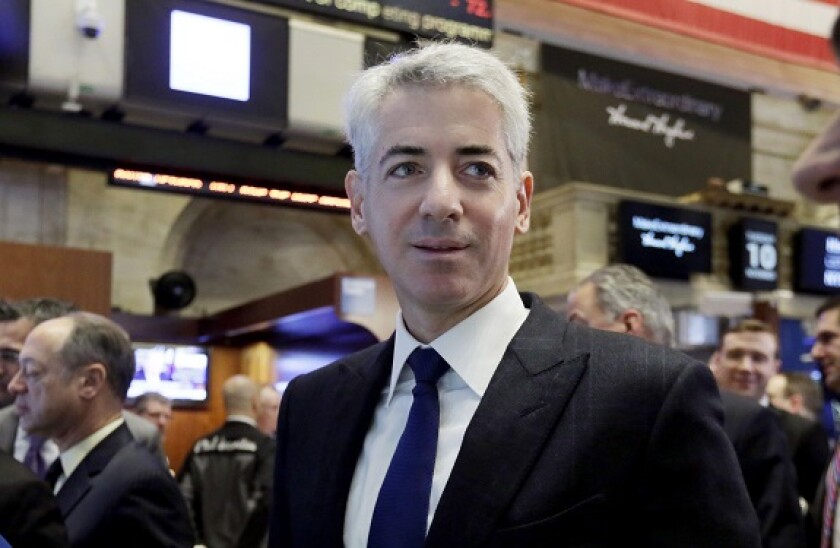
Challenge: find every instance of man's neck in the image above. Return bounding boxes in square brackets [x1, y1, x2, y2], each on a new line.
[54, 408, 123, 452]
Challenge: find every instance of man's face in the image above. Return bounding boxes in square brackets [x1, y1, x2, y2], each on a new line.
[8, 318, 81, 439]
[0, 318, 34, 408]
[138, 400, 173, 436]
[765, 374, 793, 412]
[566, 282, 625, 334]
[710, 331, 780, 401]
[812, 307, 840, 393]
[791, 17, 840, 203]
[256, 388, 281, 436]
[345, 87, 532, 339]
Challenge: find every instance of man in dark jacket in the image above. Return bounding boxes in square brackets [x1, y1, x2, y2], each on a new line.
[180, 374, 275, 548]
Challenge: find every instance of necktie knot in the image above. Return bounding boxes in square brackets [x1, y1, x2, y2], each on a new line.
[407, 347, 448, 385]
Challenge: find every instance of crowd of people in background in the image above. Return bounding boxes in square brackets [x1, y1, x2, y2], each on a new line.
[1, 14, 840, 547]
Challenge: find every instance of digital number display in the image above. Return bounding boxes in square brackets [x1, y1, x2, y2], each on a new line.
[728, 218, 778, 291]
[258, 0, 493, 46]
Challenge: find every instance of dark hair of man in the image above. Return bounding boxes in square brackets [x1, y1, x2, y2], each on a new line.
[0, 299, 20, 322]
[718, 318, 778, 354]
[15, 298, 78, 326]
[781, 372, 824, 418]
[816, 294, 840, 322]
[58, 312, 136, 400]
[134, 391, 171, 413]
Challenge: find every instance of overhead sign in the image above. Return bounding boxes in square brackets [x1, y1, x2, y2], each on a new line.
[109, 168, 350, 212]
[617, 200, 713, 280]
[794, 228, 840, 295]
[728, 218, 778, 291]
[259, 0, 493, 46]
[540, 44, 751, 196]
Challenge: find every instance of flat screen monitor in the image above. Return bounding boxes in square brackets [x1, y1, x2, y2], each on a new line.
[794, 227, 840, 295]
[124, 0, 288, 128]
[127, 343, 209, 407]
[617, 199, 713, 280]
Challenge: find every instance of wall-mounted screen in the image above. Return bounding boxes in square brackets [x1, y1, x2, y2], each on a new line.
[728, 218, 778, 291]
[794, 228, 840, 295]
[617, 199, 712, 280]
[124, 0, 288, 129]
[127, 343, 209, 407]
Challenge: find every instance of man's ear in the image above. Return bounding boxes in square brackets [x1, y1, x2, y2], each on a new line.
[515, 171, 534, 235]
[345, 170, 367, 236]
[78, 363, 107, 400]
[620, 309, 646, 339]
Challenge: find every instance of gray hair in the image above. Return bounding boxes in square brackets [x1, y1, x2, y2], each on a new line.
[134, 391, 171, 413]
[581, 264, 675, 347]
[15, 298, 78, 325]
[343, 42, 532, 177]
[58, 312, 135, 400]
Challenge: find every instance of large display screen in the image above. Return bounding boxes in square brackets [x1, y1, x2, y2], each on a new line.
[127, 343, 209, 406]
[124, 0, 288, 129]
[617, 200, 713, 280]
[258, 0, 493, 46]
[728, 218, 778, 291]
[794, 228, 840, 295]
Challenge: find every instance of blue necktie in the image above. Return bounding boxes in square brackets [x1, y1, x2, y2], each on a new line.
[23, 434, 46, 479]
[368, 347, 449, 548]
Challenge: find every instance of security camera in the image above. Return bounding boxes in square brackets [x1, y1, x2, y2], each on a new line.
[75, 0, 103, 39]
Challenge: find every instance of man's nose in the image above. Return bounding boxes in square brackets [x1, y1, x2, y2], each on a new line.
[419, 169, 463, 221]
[791, 111, 840, 204]
[7, 369, 26, 395]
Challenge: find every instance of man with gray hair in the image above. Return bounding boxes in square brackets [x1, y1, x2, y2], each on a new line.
[0, 298, 162, 477]
[7, 311, 193, 546]
[568, 263, 805, 547]
[566, 263, 674, 346]
[179, 374, 274, 548]
[271, 42, 758, 547]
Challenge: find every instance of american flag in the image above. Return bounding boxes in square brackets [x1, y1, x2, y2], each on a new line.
[554, 0, 838, 70]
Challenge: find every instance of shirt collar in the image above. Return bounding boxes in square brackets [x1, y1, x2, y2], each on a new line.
[388, 278, 529, 405]
[227, 415, 257, 426]
[60, 417, 125, 480]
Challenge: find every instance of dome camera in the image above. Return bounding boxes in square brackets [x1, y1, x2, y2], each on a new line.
[75, 0, 103, 39]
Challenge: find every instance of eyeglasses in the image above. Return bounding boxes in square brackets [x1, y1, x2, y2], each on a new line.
[0, 348, 20, 365]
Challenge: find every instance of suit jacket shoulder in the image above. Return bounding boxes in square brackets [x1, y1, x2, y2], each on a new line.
[0, 451, 68, 548]
[59, 423, 194, 548]
[0, 406, 19, 455]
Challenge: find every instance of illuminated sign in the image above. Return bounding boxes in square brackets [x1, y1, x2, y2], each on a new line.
[794, 228, 840, 295]
[109, 168, 350, 212]
[728, 218, 778, 291]
[617, 200, 712, 280]
[259, 0, 493, 46]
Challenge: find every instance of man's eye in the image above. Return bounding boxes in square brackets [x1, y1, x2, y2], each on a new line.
[389, 163, 420, 178]
[463, 163, 495, 178]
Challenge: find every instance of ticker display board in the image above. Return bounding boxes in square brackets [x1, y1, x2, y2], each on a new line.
[728, 218, 779, 291]
[258, 0, 493, 46]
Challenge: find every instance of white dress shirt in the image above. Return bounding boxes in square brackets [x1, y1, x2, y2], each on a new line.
[53, 417, 125, 493]
[13, 424, 60, 469]
[343, 279, 529, 548]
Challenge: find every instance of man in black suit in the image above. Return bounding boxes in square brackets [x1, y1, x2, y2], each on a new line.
[568, 263, 805, 547]
[0, 450, 68, 547]
[0, 298, 164, 475]
[270, 42, 759, 547]
[7, 311, 194, 547]
[710, 320, 831, 507]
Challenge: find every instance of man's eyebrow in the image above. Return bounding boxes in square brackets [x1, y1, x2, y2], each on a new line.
[456, 145, 502, 163]
[378, 146, 425, 166]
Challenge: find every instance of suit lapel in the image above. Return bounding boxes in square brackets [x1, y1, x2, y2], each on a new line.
[315, 340, 394, 541]
[56, 423, 133, 517]
[427, 298, 589, 547]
